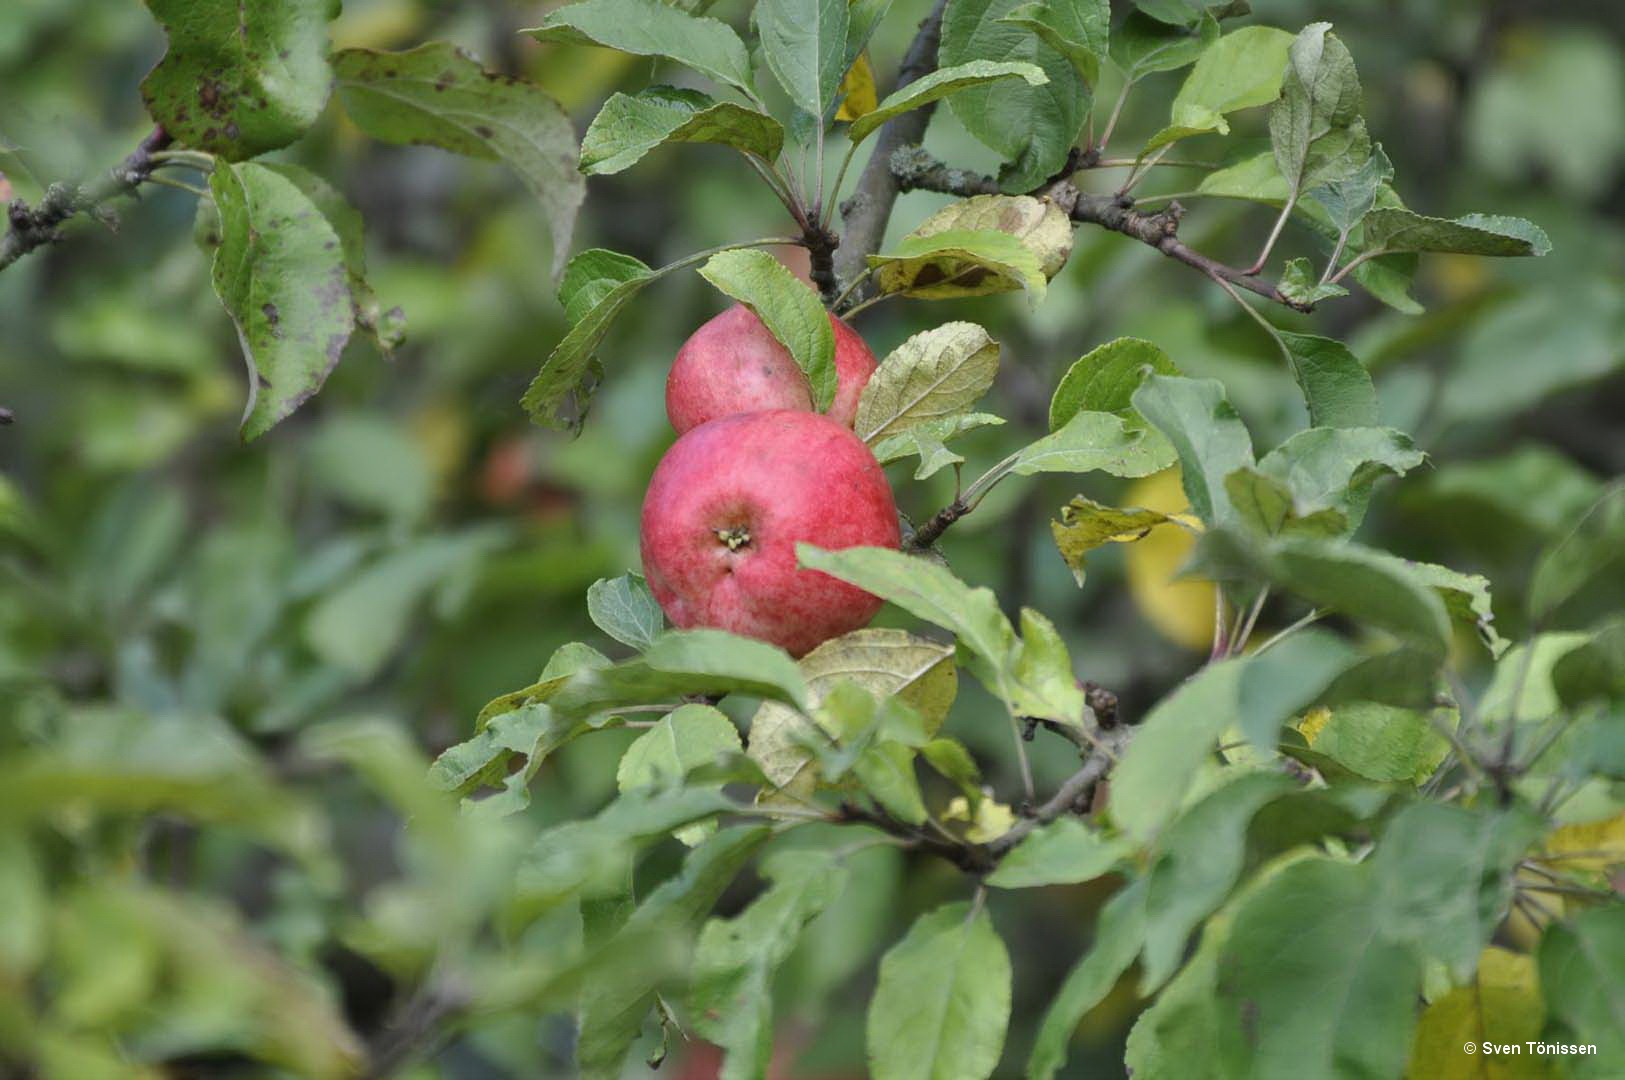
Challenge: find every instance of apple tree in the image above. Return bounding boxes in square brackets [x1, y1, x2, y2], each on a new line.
[1, 1, 1622, 1078]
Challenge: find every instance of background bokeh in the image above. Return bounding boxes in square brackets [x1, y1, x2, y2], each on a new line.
[1, 0, 1621, 1075]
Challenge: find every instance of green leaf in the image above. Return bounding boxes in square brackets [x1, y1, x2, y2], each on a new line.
[524, 250, 656, 430]
[261, 165, 404, 355]
[1269, 24, 1370, 201]
[758, 0, 850, 120]
[1110, 661, 1246, 844]
[921, 737, 983, 801]
[587, 571, 665, 651]
[856, 739, 930, 824]
[1235, 627, 1359, 750]
[1292, 701, 1450, 783]
[1529, 483, 1625, 623]
[941, 0, 1091, 192]
[559, 248, 654, 324]
[699, 249, 837, 411]
[797, 545, 1016, 683]
[995, 0, 1108, 87]
[1371, 803, 1542, 979]
[869, 228, 1050, 307]
[1196, 148, 1290, 203]
[1306, 144, 1392, 233]
[1049, 495, 1182, 587]
[905, 194, 1075, 277]
[206, 163, 354, 441]
[1276, 258, 1348, 306]
[1223, 468, 1348, 540]
[1540, 907, 1625, 1068]
[1010, 410, 1176, 479]
[303, 528, 507, 678]
[1110, 12, 1218, 81]
[1144, 26, 1293, 150]
[1362, 208, 1552, 257]
[1026, 879, 1148, 1079]
[748, 629, 957, 794]
[868, 902, 1012, 1080]
[1213, 858, 1420, 1079]
[1255, 424, 1424, 531]
[514, 787, 739, 911]
[333, 43, 583, 280]
[1272, 332, 1376, 428]
[1133, 0, 1244, 25]
[576, 826, 771, 1078]
[524, 0, 755, 97]
[986, 818, 1128, 888]
[1139, 772, 1297, 991]
[1553, 618, 1625, 707]
[553, 628, 810, 717]
[1400, 561, 1508, 658]
[616, 704, 741, 844]
[579, 87, 784, 175]
[1131, 374, 1254, 527]
[1194, 531, 1452, 654]
[691, 851, 851, 1078]
[847, 60, 1049, 142]
[797, 546, 1082, 726]
[871, 413, 1007, 479]
[140, 0, 335, 160]
[616, 705, 741, 792]
[1417, 445, 1603, 538]
[1048, 337, 1180, 431]
[854, 322, 1001, 444]
[1440, 282, 1625, 425]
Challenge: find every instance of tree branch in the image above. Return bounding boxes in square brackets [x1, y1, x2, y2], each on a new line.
[892, 148, 1316, 313]
[0, 125, 173, 273]
[987, 727, 1129, 857]
[833, 0, 950, 301]
[905, 497, 969, 551]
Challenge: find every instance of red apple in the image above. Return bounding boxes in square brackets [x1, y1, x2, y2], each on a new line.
[640, 410, 900, 656]
[665, 304, 878, 434]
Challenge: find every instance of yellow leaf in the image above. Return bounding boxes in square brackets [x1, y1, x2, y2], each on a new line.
[944, 795, 1015, 843]
[1124, 469, 1217, 652]
[1408, 947, 1551, 1079]
[1297, 706, 1333, 744]
[1542, 810, 1625, 874]
[835, 52, 879, 121]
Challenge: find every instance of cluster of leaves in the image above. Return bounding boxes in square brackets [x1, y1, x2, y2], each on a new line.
[131, 1, 588, 439]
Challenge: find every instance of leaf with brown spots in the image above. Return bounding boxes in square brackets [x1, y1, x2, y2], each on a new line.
[140, 0, 338, 160]
[334, 42, 584, 281]
[207, 163, 354, 441]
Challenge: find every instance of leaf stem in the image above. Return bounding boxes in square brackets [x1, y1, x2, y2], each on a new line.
[822, 137, 863, 231]
[1007, 712, 1037, 803]
[1326, 245, 1387, 285]
[831, 265, 874, 313]
[1230, 588, 1270, 655]
[1250, 609, 1325, 656]
[1245, 191, 1297, 275]
[144, 174, 211, 198]
[1094, 79, 1135, 153]
[150, 149, 217, 171]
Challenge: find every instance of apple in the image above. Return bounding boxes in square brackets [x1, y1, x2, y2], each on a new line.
[665, 304, 878, 433]
[640, 409, 901, 656]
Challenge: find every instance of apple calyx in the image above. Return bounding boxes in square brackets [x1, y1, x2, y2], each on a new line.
[713, 525, 752, 551]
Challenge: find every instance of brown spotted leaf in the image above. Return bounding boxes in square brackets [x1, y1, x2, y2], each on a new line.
[140, 0, 338, 160]
[208, 162, 354, 442]
[334, 42, 583, 280]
